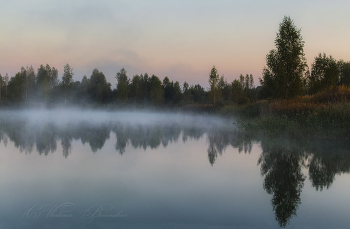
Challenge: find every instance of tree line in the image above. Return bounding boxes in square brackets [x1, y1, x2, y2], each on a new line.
[0, 63, 258, 107]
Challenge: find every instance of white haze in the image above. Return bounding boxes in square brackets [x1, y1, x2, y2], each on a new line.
[2, 108, 236, 130]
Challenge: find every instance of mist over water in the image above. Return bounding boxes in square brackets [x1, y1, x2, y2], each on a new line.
[2, 108, 234, 129]
[1, 109, 350, 228]
[0, 109, 238, 158]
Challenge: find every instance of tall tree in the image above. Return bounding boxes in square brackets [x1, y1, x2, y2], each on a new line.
[209, 66, 220, 106]
[37, 64, 56, 103]
[21, 66, 36, 102]
[173, 81, 182, 105]
[260, 16, 307, 99]
[129, 74, 144, 103]
[21, 67, 28, 102]
[218, 76, 231, 102]
[163, 77, 172, 104]
[61, 63, 74, 104]
[149, 74, 164, 105]
[231, 79, 245, 104]
[0, 73, 2, 103]
[8, 72, 24, 102]
[143, 73, 151, 102]
[50, 67, 59, 88]
[116, 67, 129, 103]
[78, 75, 89, 103]
[4, 73, 9, 103]
[88, 68, 111, 103]
[182, 81, 192, 104]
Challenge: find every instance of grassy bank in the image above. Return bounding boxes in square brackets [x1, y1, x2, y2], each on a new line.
[219, 86, 350, 139]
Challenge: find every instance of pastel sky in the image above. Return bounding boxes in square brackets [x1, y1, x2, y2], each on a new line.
[1, 0, 349, 88]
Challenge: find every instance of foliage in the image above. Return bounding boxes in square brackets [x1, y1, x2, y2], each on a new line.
[308, 53, 338, 94]
[149, 74, 164, 105]
[162, 77, 182, 106]
[87, 68, 112, 104]
[61, 63, 74, 104]
[260, 16, 307, 99]
[116, 67, 130, 104]
[129, 74, 145, 103]
[36, 64, 58, 103]
[338, 60, 350, 86]
[230, 74, 255, 105]
[208, 66, 220, 105]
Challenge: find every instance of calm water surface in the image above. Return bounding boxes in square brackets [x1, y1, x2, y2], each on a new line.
[0, 109, 350, 229]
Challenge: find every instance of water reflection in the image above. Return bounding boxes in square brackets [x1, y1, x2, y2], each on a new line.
[0, 113, 238, 161]
[258, 138, 306, 227]
[1, 111, 350, 228]
[307, 141, 350, 191]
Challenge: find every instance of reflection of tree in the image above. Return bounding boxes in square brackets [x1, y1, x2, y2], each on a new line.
[0, 118, 34, 153]
[206, 129, 251, 166]
[183, 126, 204, 143]
[114, 123, 128, 155]
[207, 141, 218, 166]
[307, 142, 350, 191]
[161, 124, 181, 147]
[2, 113, 350, 201]
[35, 123, 58, 155]
[207, 130, 226, 166]
[253, 136, 350, 227]
[61, 135, 72, 158]
[77, 123, 110, 153]
[0, 115, 216, 157]
[112, 123, 183, 154]
[258, 141, 305, 228]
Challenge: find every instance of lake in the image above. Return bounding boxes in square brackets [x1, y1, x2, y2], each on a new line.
[0, 109, 350, 229]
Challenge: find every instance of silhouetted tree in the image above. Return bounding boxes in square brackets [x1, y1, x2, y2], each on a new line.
[61, 63, 74, 104]
[88, 68, 112, 104]
[308, 53, 339, 94]
[116, 67, 130, 104]
[8, 72, 24, 103]
[209, 66, 220, 105]
[338, 60, 350, 86]
[78, 75, 89, 103]
[149, 74, 164, 105]
[189, 84, 206, 104]
[129, 74, 144, 103]
[182, 81, 192, 104]
[4, 73, 9, 103]
[260, 16, 307, 99]
[163, 76, 174, 105]
[231, 79, 249, 105]
[218, 76, 231, 103]
[21, 66, 36, 103]
[36, 64, 58, 103]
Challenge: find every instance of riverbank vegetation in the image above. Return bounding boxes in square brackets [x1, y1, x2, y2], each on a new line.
[225, 86, 350, 139]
